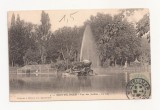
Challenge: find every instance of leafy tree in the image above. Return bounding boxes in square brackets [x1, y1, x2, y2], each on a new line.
[8, 14, 31, 66]
[48, 26, 84, 68]
[24, 48, 41, 65]
[9, 14, 35, 66]
[136, 13, 150, 42]
[89, 13, 141, 66]
[136, 13, 150, 65]
[34, 11, 51, 64]
[9, 13, 17, 66]
[138, 38, 150, 65]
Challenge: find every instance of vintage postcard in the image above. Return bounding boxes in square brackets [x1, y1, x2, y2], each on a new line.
[8, 9, 151, 101]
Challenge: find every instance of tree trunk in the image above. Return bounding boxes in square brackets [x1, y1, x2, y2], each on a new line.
[114, 59, 117, 67]
[40, 45, 46, 64]
[66, 45, 70, 69]
[66, 59, 69, 69]
[11, 60, 14, 67]
[41, 54, 44, 64]
[60, 48, 66, 61]
[120, 58, 123, 67]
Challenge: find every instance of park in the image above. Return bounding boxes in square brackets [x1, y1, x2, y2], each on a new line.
[8, 9, 151, 100]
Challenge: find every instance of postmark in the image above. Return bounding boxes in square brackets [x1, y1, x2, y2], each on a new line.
[126, 78, 151, 99]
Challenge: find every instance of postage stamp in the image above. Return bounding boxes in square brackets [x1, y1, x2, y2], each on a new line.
[8, 9, 151, 101]
[126, 78, 151, 99]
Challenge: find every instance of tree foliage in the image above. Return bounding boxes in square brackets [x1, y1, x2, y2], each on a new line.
[34, 11, 52, 64]
[8, 10, 150, 68]
[47, 26, 84, 65]
[136, 14, 150, 42]
[89, 12, 141, 66]
[9, 14, 35, 66]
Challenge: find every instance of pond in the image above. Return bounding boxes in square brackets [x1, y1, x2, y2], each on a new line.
[10, 72, 128, 95]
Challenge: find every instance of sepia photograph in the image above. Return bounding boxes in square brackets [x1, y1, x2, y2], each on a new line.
[8, 9, 151, 101]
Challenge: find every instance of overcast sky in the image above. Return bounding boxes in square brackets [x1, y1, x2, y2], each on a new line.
[8, 9, 149, 32]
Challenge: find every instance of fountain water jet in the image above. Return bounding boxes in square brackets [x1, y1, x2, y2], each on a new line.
[80, 25, 100, 71]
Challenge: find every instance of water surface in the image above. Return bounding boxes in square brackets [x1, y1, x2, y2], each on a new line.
[10, 72, 127, 95]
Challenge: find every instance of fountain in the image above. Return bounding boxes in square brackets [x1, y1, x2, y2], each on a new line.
[80, 25, 100, 70]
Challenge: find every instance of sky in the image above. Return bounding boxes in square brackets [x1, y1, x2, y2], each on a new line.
[8, 9, 149, 32]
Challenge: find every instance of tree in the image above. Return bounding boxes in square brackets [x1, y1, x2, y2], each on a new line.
[89, 12, 141, 66]
[35, 11, 51, 64]
[9, 13, 17, 66]
[47, 26, 84, 68]
[138, 38, 150, 65]
[24, 48, 41, 65]
[136, 14, 150, 42]
[9, 14, 35, 66]
[9, 14, 24, 66]
[136, 13, 150, 65]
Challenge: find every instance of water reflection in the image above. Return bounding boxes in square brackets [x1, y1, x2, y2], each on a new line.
[78, 76, 92, 92]
[10, 72, 131, 95]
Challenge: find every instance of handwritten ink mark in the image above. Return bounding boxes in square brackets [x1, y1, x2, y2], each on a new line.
[59, 15, 66, 22]
[59, 11, 79, 23]
[70, 11, 79, 21]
